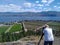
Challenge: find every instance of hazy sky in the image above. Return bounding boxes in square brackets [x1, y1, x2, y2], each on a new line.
[0, 0, 60, 12]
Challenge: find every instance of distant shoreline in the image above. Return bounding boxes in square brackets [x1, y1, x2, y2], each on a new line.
[0, 20, 60, 24]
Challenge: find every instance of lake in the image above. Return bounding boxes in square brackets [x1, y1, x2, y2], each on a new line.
[0, 15, 60, 22]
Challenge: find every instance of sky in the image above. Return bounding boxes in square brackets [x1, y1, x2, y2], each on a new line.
[0, 0, 60, 12]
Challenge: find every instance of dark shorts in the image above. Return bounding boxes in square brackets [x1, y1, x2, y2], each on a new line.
[44, 41, 53, 45]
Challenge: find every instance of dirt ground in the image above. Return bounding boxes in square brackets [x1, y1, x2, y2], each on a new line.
[53, 37, 60, 45]
[19, 36, 60, 45]
[40, 37, 60, 45]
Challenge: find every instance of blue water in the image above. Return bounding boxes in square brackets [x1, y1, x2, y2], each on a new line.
[0, 15, 60, 22]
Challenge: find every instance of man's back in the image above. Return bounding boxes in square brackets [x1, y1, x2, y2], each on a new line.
[43, 27, 54, 41]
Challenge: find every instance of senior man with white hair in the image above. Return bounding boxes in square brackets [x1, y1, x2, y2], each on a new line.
[38, 24, 54, 45]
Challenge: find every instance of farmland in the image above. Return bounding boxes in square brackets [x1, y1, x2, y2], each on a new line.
[0, 21, 60, 43]
[0, 25, 10, 34]
[9, 23, 22, 33]
[0, 23, 23, 42]
[0, 23, 22, 33]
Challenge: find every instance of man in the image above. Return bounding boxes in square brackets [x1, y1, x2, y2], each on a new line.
[38, 24, 54, 45]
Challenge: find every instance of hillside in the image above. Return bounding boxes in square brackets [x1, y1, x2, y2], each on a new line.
[0, 11, 60, 17]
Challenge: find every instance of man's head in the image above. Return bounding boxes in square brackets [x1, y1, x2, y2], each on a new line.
[44, 24, 49, 28]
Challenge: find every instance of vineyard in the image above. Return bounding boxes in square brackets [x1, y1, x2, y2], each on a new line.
[0, 23, 23, 42]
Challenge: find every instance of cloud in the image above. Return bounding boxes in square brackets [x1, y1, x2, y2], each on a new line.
[0, 3, 53, 12]
[41, 0, 47, 3]
[41, 0, 54, 6]
[43, 8, 52, 11]
[47, 0, 54, 4]
[0, 3, 42, 12]
[0, 0, 59, 12]
[54, 6, 57, 8]
[22, 9, 42, 12]
[23, 2, 32, 8]
[0, 4, 22, 12]
[35, 1, 40, 3]
[53, 6, 60, 11]
[54, 6, 60, 9]
[37, 4, 43, 7]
